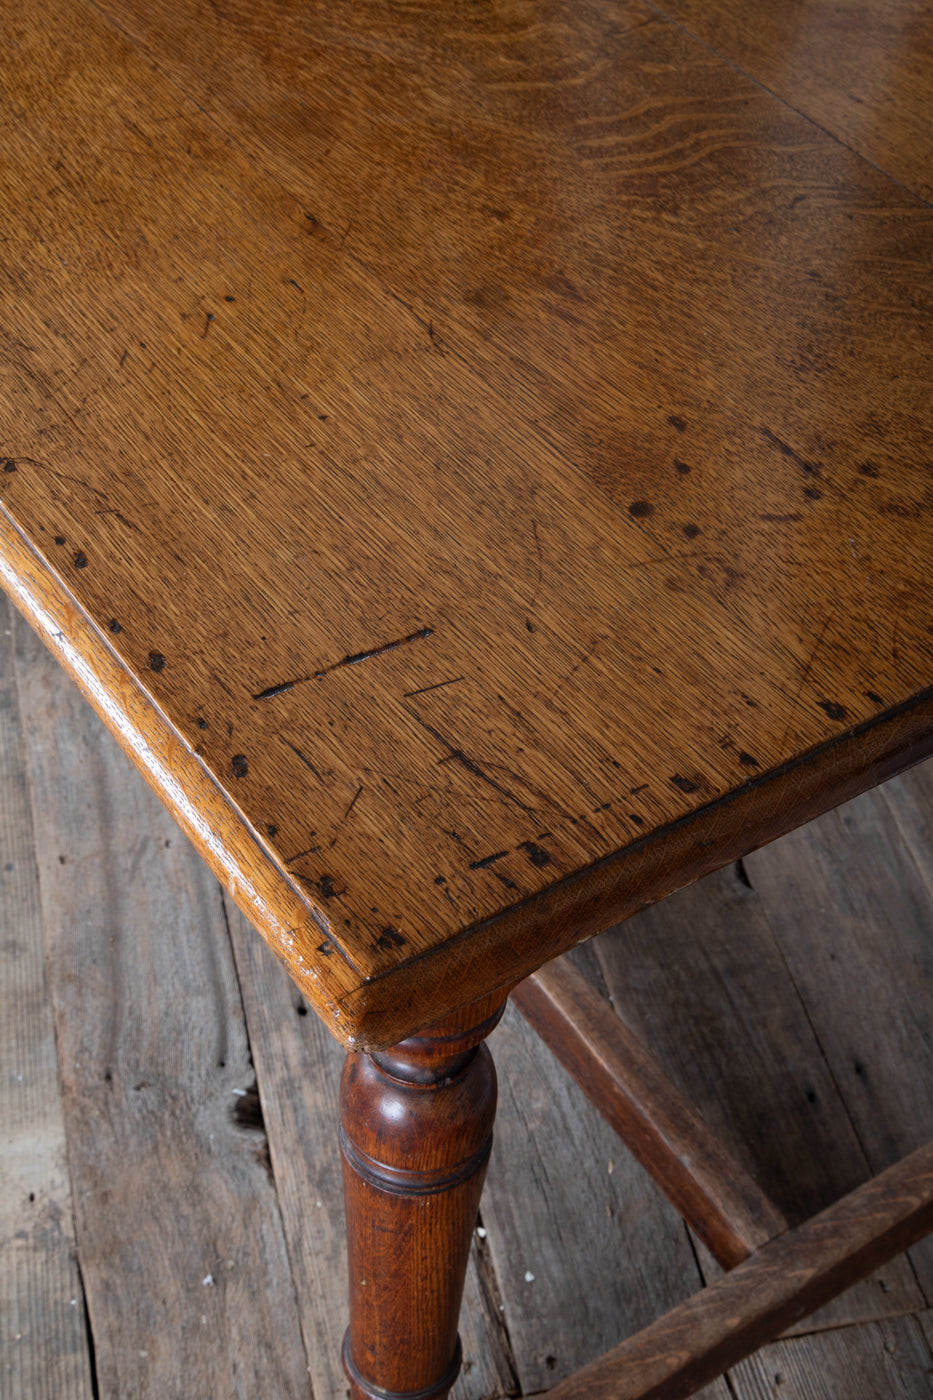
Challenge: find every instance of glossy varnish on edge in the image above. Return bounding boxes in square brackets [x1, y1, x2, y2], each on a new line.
[1, 0, 932, 1046]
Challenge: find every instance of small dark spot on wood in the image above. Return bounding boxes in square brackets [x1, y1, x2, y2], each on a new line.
[865, 690, 884, 706]
[628, 500, 653, 519]
[319, 874, 340, 899]
[858, 461, 880, 478]
[224, 295, 235, 302]
[54, 535, 66, 545]
[630, 785, 648, 795]
[670, 774, 699, 793]
[854, 1060, 868, 1081]
[526, 618, 535, 632]
[668, 414, 687, 432]
[28, 1192, 35, 1203]
[628, 813, 644, 825]
[104, 1069, 112, 1083]
[305, 212, 319, 227]
[519, 840, 551, 868]
[296, 1001, 308, 1016]
[738, 751, 759, 768]
[375, 925, 406, 949]
[109, 618, 122, 633]
[803, 486, 823, 501]
[469, 851, 509, 871]
[58, 854, 67, 865]
[434, 874, 447, 885]
[683, 522, 701, 539]
[805, 1088, 818, 1104]
[2, 458, 16, 472]
[545, 1357, 558, 1372]
[317, 940, 333, 956]
[673, 459, 691, 475]
[197, 717, 208, 730]
[74, 551, 88, 568]
[149, 651, 165, 672]
[817, 699, 847, 721]
[231, 753, 249, 777]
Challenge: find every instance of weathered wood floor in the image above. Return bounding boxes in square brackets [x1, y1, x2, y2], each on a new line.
[5, 588, 933, 1399]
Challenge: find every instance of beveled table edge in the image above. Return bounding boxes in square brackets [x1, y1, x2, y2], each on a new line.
[4, 504, 933, 1050]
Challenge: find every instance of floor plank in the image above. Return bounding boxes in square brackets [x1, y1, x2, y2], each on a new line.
[481, 1003, 730, 1396]
[745, 784, 933, 1302]
[590, 863, 922, 1331]
[0, 595, 93, 1400]
[729, 1313, 933, 1399]
[13, 614, 312, 1400]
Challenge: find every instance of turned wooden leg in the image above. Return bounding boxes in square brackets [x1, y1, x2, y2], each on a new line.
[340, 993, 507, 1400]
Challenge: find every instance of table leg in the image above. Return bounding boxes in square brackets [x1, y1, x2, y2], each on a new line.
[340, 993, 507, 1400]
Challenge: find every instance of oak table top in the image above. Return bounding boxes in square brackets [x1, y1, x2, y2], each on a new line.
[2, 0, 932, 1049]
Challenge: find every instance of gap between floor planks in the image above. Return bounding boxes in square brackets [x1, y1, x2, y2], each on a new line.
[7, 594, 933, 1397]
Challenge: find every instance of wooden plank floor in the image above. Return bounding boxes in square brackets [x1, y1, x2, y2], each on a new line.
[5, 586, 933, 1398]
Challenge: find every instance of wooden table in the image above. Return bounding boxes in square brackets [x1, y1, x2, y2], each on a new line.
[3, 0, 933, 1395]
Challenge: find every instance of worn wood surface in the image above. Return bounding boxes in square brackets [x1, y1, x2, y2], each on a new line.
[0, 592, 92, 1400]
[2, 0, 933, 1046]
[224, 895, 517, 1400]
[731, 1314, 933, 1400]
[654, 0, 933, 203]
[341, 1000, 505, 1400]
[512, 960, 787, 1268]
[12, 616, 312, 1400]
[745, 780, 933, 1301]
[8, 614, 933, 1396]
[544, 1140, 933, 1400]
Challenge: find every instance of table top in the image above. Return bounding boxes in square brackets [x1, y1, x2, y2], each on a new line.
[2, 0, 932, 1049]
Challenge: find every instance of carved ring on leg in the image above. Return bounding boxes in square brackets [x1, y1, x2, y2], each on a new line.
[340, 993, 507, 1400]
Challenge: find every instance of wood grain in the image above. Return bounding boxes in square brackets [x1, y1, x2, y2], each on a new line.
[0, 592, 93, 1400]
[544, 1140, 933, 1400]
[223, 897, 517, 1400]
[12, 614, 313, 1400]
[745, 781, 933, 1301]
[729, 1313, 933, 1400]
[479, 1002, 716, 1394]
[2, 0, 932, 1046]
[652, 0, 933, 203]
[512, 959, 787, 1268]
[592, 862, 925, 1330]
[341, 1001, 505, 1400]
